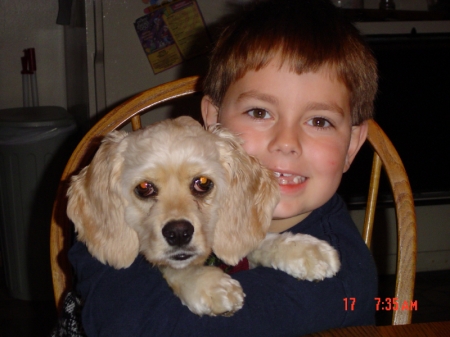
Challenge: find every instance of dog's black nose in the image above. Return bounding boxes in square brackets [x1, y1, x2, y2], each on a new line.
[162, 220, 194, 247]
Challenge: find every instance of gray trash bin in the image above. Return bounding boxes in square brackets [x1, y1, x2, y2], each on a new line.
[0, 106, 77, 301]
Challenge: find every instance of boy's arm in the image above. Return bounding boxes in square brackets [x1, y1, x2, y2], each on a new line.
[70, 236, 376, 337]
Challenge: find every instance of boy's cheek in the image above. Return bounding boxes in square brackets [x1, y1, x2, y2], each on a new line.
[240, 141, 257, 156]
[238, 137, 265, 161]
[326, 159, 339, 169]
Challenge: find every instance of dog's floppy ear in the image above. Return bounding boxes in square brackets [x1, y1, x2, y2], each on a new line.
[209, 125, 280, 265]
[67, 130, 139, 269]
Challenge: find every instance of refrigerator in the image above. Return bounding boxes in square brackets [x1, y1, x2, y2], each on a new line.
[64, 0, 250, 132]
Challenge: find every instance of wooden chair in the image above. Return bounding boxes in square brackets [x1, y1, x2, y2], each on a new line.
[50, 76, 417, 325]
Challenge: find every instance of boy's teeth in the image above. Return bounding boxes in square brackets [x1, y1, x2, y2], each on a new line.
[274, 172, 305, 185]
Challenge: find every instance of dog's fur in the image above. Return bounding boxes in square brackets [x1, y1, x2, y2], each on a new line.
[67, 116, 340, 316]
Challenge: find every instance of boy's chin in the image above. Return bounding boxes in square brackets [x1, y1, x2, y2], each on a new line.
[272, 203, 311, 221]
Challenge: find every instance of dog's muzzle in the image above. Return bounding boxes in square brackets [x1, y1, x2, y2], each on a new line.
[162, 220, 194, 261]
[162, 220, 194, 260]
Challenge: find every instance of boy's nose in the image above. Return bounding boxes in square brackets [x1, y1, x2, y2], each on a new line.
[269, 123, 302, 156]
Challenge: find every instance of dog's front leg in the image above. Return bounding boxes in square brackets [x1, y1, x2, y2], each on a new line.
[247, 232, 341, 281]
[160, 265, 245, 316]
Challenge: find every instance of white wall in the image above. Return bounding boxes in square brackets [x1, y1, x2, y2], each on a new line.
[0, 1, 67, 110]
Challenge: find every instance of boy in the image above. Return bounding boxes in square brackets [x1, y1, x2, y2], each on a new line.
[66, 0, 378, 336]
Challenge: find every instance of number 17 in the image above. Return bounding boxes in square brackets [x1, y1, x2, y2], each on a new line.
[343, 297, 356, 311]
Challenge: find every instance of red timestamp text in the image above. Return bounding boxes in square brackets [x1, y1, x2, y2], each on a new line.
[375, 297, 418, 311]
[343, 297, 356, 311]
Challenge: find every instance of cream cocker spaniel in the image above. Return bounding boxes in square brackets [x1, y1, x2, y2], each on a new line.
[67, 116, 340, 316]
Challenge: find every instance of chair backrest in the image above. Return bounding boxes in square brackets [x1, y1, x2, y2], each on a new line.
[50, 76, 417, 325]
[363, 122, 417, 325]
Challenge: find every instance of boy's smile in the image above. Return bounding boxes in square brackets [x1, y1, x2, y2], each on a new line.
[202, 57, 367, 227]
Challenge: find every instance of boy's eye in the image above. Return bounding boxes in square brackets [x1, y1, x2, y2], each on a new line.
[308, 117, 332, 128]
[247, 108, 271, 119]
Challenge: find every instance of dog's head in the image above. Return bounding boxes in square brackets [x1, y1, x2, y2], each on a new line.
[67, 116, 279, 269]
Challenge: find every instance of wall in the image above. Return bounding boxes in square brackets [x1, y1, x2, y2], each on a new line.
[350, 205, 450, 274]
[83, 0, 251, 126]
[0, 0, 67, 110]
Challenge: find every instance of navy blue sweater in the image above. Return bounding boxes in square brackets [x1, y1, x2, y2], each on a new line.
[69, 194, 377, 336]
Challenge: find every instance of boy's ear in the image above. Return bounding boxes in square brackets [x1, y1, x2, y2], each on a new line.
[201, 95, 220, 127]
[343, 121, 368, 172]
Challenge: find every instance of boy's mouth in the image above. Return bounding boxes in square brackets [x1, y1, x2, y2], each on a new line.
[273, 172, 306, 185]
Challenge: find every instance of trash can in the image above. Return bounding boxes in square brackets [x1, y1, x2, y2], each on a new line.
[0, 106, 77, 301]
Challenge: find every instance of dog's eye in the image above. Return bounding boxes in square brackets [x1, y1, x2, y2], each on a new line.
[135, 181, 158, 198]
[191, 176, 213, 196]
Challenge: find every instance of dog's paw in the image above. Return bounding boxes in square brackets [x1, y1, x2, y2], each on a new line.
[194, 271, 245, 316]
[275, 233, 341, 281]
[164, 266, 245, 316]
[248, 232, 341, 281]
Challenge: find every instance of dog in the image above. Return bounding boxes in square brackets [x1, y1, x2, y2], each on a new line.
[67, 116, 340, 316]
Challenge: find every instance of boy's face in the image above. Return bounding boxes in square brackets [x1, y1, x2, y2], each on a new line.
[202, 58, 367, 221]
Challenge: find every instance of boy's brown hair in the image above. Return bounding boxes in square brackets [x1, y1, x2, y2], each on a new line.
[203, 0, 378, 125]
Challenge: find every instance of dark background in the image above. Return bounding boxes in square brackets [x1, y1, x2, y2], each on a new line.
[339, 33, 450, 207]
